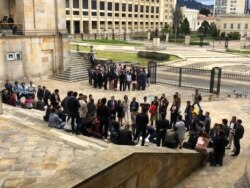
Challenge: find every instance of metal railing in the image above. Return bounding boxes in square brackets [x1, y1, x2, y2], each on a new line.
[0, 23, 23, 35]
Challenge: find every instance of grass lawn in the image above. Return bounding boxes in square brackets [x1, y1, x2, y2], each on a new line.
[226, 49, 250, 55]
[70, 45, 179, 66]
[79, 39, 143, 46]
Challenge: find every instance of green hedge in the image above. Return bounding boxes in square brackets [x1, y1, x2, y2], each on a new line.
[190, 41, 209, 46]
[137, 51, 170, 61]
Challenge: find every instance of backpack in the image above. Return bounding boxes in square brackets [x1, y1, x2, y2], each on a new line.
[198, 95, 202, 101]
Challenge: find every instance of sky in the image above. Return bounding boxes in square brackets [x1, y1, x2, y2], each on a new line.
[195, 0, 214, 5]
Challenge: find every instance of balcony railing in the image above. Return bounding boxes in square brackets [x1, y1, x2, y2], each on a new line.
[0, 23, 23, 35]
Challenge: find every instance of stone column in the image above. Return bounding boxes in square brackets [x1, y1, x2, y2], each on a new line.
[0, 90, 2, 114]
[240, 37, 246, 49]
[79, 0, 83, 33]
[69, 0, 74, 34]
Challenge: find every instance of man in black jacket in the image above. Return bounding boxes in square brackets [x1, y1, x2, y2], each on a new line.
[231, 119, 244, 156]
[156, 113, 170, 147]
[134, 108, 149, 146]
[118, 124, 134, 145]
[107, 96, 117, 120]
[97, 98, 109, 139]
[68, 92, 80, 134]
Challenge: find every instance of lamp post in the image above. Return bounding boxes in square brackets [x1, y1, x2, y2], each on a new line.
[199, 26, 204, 48]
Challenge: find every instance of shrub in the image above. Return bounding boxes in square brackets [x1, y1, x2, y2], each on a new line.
[227, 32, 241, 40]
[137, 51, 170, 61]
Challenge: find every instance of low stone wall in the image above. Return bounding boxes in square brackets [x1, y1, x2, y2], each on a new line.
[76, 149, 201, 188]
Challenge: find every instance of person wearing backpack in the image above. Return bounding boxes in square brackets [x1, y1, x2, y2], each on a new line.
[192, 88, 202, 111]
[231, 119, 244, 156]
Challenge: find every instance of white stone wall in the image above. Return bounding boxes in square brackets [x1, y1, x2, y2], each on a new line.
[0, 35, 69, 81]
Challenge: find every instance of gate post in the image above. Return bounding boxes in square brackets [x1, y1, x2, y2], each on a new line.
[148, 61, 157, 84]
[179, 68, 182, 87]
[210, 67, 222, 94]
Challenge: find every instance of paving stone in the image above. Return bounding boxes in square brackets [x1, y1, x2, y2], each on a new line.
[32, 152, 46, 158]
[19, 177, 38, 187]
[5, 171, 25, 179]
[8, 147, 21, 153]
[41, 163, 58, 170]
[12, 164, 28, 171]
[3, 178, 21, 187]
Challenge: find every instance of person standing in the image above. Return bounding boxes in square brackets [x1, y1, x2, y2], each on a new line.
[68, 92, 80, 134]
[149, 96, 159, 126]
[122, 95, 130, 125]
[231, 119, 244, 156]
[50, 89, 61, 108]
[107, 96, 117, 120]
[184, 101, 192, 131]
[126, 72, 132, 91]
[117, 100, 125, 126]
[203, 112, 211, 134]
[156, 113, 170, 147]
[227, 116, 236, 150]
[134, 108, 149, 146]
[97, 98, 109, 139]
[119, 71, 126, 91]
[170, 100, 178, 129]
[79, 94, 88, 122]
[174, 115, 186, 149]
[90, 53, 95, 68]
[192, 89, 202, 111]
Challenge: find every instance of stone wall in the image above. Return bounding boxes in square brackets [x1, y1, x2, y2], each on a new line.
[0, 34, 69, 81]
[76, 152, 201, 188]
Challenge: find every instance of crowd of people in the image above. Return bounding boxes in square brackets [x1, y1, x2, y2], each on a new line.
[87, 62, 150, 91]
[1, 80, 245, 167]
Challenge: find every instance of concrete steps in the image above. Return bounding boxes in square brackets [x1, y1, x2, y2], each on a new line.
[51, 52, 91, 82]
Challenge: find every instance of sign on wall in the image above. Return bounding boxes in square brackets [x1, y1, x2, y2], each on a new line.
[6, 52, 22, 61]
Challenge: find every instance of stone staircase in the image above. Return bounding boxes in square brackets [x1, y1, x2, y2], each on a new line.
[51, 52, 90, 82]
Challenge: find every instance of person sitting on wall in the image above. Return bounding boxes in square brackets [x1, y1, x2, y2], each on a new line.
[4, 79, 12, 92]
[117, 124, 135, 145]
[48, 107, 65, 129]
[2, 89, 11, 104]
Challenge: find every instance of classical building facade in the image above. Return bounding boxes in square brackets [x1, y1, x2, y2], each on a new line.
[216, 15, 250, 37]
[65, 0, 176, 34]
[197, 14, 217, 29]
[0, 0, 69, 81]
[180, 6, 199, 31]
[214, 0, 249, 16]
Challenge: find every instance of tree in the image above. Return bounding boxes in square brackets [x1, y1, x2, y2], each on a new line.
[180, 18, 191, 35]
[199, 8, 211, 16]
[209, 23, 220, 38]
[172, 6, 183, 42]
[162, 23, 171, 34]
[198, 20, 210, 37]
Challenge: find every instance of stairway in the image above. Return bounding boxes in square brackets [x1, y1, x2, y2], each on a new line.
[51, 52, 91, 82]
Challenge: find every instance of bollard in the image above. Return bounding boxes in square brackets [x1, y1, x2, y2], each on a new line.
[0, 91, 3, 114]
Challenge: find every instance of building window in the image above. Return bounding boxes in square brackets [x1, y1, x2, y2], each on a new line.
[224, 23, 227, 29]
[108, 2, 112, 11]
[100, 12, 105, 16]
[122, 14, 126, 17]
[135, 5, 138, 12]
[100, 2, 105, 10]
[108, 13, 112, 17]
[92, 12, 97, 16]
[115, 3, 119, 11]
[238, 24, 240, 29]
[245, 24, 248, 29]
[151, 7, 154, 13]
[156, 7, 159, 13]
[83, 0, 88, 9]
[128, 4, 132, 12]
[140, 5, 144, 12]
[146, 6, 149, 13]
[83, 11, 88, 15]
[115, 13, 119, 17]
[66, 0, 69, 8]
[92, 0, 97, 9]
[66, 10, 70, 15]
[73, 0, 79, 8]
[122, 3, 126, 11]
[230, 23, 233, 29]
[73, 11, 79, 15]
